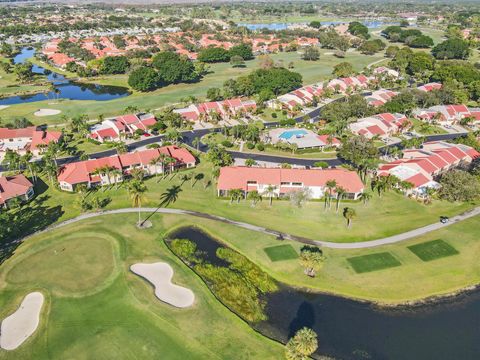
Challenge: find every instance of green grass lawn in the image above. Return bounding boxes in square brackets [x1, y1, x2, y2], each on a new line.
[7, 158, 476, 246]
[347, 252, 401, 273]
[263, 244, 298, 262]
[0, 50, 385, 125]
[407, 239, 459, 262]
[0, 215, 283, 359]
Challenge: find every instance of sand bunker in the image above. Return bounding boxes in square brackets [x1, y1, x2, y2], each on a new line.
[34, 108, 61, 117]
[0, 292, 44, 350]
[0, 105, 9, 111]
[131, 262, 194, 308]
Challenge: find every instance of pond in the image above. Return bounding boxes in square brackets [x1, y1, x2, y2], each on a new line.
[169, 226, 480, 360]
[0, 47, 131, 105]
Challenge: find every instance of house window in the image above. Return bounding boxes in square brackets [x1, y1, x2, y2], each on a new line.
[280, 182, 290, 186]
[247, 180, 257, 185]
[292, 182, 303, 186]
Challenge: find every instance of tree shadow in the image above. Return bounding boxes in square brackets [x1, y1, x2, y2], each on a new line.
[1, 192, 64, 264]
[141, 185, 183, 226]
[288, 301, 316, 338]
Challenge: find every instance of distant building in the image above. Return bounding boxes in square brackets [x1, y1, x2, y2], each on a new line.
[89, 113, 156, 143]
[349, 113, 411, 139]
[174, 98, 256, 122]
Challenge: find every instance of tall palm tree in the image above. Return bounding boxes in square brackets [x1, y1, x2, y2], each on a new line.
[192, 137, 201, 151]
[263, 185, 277, 206]
[42, 157, 58, 186]
[325, 179, 337, 210]
[343, 207, 356, 228]
[127, 180, 147, 225]
[335, 186, 346, 213]
[20, 152, 36, 183]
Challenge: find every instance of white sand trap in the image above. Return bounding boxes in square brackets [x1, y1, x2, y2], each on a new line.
[0, 105, 9, 111]
[34, 108, 61, 117]
[131, 262, 195, 308]
[0, 292, 44, 350]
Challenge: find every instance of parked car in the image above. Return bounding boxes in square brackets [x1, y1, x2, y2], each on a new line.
[440, 216, 449, 224]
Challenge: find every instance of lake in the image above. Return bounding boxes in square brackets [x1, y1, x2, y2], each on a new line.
[0, 47, 130, 105]
[169, 226, 480, 360]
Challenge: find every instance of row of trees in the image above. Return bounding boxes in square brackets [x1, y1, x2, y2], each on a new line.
[197, 43, 254, 63]
[128, 51, 205, 92]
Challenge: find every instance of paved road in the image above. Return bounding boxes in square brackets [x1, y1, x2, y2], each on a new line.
[14, 205, 480, 249]
[0, 93, 469, 172]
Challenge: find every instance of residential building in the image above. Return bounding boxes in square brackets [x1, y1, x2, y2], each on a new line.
[89, 113, 156, 143]
[349, 113, 410, 139]
[0, 127, 62, 158]
[365, 89, 398, 107]
[0, 174, 35, 208]
[58, 146, 195, 192]
[174, 98, 257, 122]
[417, 82, 442, 92]
[217, 166, 364, 200]
[378, 141, 479, 195]
[412, 104, 472, 124]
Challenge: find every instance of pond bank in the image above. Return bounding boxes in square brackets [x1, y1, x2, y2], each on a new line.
[167, 225, 480, 360]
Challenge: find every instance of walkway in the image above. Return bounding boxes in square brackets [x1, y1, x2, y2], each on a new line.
[15, 206, 480, 249]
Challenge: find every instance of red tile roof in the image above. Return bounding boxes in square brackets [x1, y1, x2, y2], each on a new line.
[217, 167, 364, 194]
[0, 174, 33, 205]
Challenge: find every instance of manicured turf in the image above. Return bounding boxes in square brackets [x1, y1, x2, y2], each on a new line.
[0, 49, 385, 125]
[347, 252, 402, 273]
[263, 244, 298, 262]
[0, 216, 283, 359]
[6, 159, 476, 246]
[407, 240, 459, 262]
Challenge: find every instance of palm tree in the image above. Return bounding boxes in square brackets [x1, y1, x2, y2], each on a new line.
[359, 191, 372, 206]
[343, 207, 356, 228]
[127, 180, 147, 225]
[3, 149, 21, 173]
[285, 327, 318, 360]
[228, 188, 243, 204]
[192, 137, 201, 151]
[423, 186, 436, 204]
[335, 186, 346, 213]
[325, 179, 337, 210]
[130, 168, 145, 181]
[247, 190, 262, 207]
[42, 157, 58, 186]
[263, 185, 277, 206]
[180, 173, 192, 185]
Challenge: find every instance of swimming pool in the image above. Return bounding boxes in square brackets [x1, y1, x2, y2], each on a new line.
[279, 130, 308, 140]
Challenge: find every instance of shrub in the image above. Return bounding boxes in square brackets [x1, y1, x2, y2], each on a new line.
[256, 143, 265, 151]
[221, 140, 234, 148]
[246, 142, 255, 149]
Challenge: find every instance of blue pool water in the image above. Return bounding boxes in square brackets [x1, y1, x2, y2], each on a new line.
[279, 129, 308, 140]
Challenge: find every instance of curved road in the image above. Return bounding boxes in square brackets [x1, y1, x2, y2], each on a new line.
[15, 205, 480, 249]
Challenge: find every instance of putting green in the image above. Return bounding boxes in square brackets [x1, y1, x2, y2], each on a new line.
[5, 233, 118, 296]
[0, 216, 282, 359]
